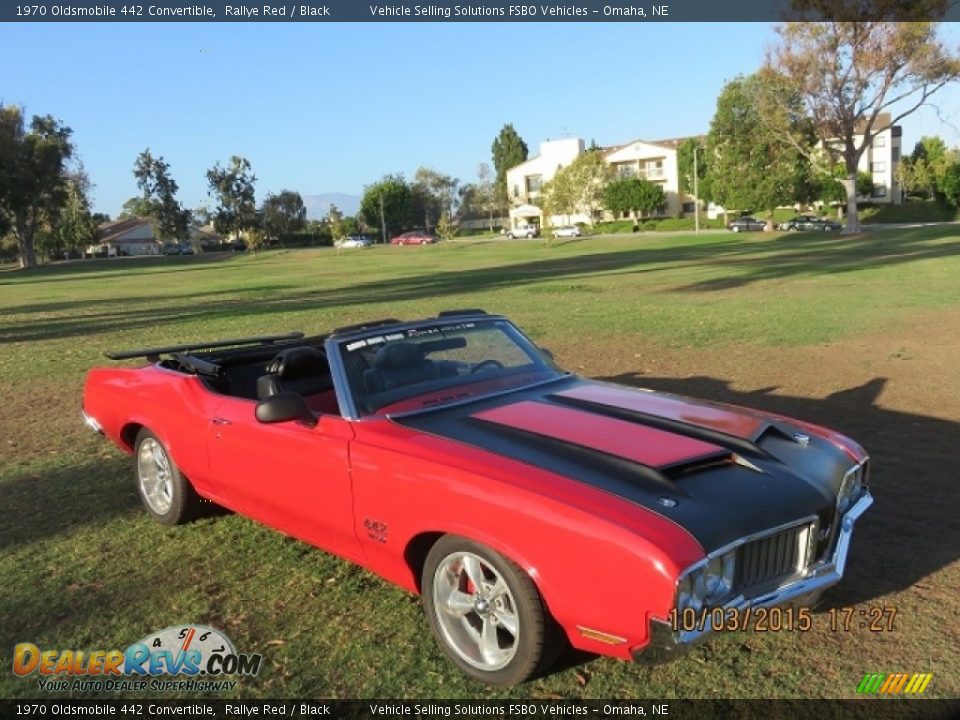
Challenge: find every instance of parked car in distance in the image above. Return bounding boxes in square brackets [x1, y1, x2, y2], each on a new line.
[553, 226, 583, 238]
[727, 216, 767, 232]
[335, 235, 373, 249]
[778, 215, 843, 232]
[83, 310, 872, 686]
[164, 243, 194, 255]
[391, 230, 437, 246]
[506, 224, 540, 239]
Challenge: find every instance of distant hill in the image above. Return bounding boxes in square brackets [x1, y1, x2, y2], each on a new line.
[302, 193, 361, 219]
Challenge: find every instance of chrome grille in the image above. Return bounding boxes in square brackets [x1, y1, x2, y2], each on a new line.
[736, 522, 814, 589]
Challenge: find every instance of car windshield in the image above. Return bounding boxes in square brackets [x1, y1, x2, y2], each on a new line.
[337, 318, 562, 416]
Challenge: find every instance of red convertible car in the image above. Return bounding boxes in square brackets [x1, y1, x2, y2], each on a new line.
[390, 230, 437, 245]
[82, 310, 872, 686]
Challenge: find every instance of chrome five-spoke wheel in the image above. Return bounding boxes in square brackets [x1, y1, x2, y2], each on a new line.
[433, 551, 520, 671]
[422, 536, 561, 686]
[133, 428, 201, 525]
[137, 437, 174, 516]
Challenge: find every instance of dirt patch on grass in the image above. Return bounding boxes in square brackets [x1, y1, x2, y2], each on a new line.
[548, 306, 960, 697]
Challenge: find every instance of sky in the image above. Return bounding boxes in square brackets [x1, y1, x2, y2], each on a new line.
[2, 21, 960, 216]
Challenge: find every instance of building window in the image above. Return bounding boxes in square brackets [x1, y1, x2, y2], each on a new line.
[892, 146, 900, 162]
[525, 175, 542, 195]
[682, 202, 695, 213]
[873, 135, 886, 148]
[512, 185, 519, 198]
[872, 184, 887, 198]
[615, 163, 636, 178]
[871, 161, 885, 173]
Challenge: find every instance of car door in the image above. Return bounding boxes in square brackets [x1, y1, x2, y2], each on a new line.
[206, 397, 364, 562]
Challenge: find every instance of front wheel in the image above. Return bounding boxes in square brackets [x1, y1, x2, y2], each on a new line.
[732, 226, 740, 233]
[422, 536, 560, 686]
[135, 429, 202, 525]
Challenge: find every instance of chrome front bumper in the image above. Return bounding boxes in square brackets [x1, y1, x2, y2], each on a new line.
[634, 490, 873, 664]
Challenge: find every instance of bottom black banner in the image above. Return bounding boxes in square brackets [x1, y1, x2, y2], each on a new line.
[0, 699, 957, 720]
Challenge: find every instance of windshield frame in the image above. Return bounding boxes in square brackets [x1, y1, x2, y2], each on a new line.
[324, 315, 564, 420]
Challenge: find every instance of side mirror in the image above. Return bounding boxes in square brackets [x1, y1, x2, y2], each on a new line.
[255, 392, 317, 427]
[539, 346, 555, 361]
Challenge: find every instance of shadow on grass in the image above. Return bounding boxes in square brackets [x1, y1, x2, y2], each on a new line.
[4, 227, 960, 346]
[597, 372, 958, 608]
[0, 456, 139, 552]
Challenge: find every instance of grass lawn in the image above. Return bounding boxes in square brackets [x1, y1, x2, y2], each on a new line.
[2, 228, 959, 701]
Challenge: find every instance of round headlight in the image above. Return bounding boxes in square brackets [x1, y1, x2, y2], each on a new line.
[837, 469, 859, 513]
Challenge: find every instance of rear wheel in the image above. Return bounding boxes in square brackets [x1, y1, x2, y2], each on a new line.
[422, 536, 561, 686]
[134, 429, 201, 525]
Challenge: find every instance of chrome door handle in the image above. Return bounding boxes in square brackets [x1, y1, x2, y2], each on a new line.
[212, 417, 232, 426]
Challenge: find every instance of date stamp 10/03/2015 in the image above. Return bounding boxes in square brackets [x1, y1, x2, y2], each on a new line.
[667, 605, 898, 634]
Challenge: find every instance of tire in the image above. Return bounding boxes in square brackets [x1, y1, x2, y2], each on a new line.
[134, 428, 201, 525]
[507, 233, 515, 240]
[422, 536, 561, 686]
[526, 233, 534, 238]
[732, 226, 740, 233]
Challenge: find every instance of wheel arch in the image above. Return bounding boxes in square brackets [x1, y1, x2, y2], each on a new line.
[120, 422, 145, 452]
[401, 529, 565, 635]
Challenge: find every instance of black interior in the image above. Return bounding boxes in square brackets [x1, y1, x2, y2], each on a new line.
[187, 338, 335, 409]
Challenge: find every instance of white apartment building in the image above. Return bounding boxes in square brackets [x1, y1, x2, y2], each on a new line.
[825, 113, 903, 204]
[506, 137, 586, 229]
[505, 136, 686, 230]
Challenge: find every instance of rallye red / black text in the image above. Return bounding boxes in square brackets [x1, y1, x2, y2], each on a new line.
[82, 310, 872, 685]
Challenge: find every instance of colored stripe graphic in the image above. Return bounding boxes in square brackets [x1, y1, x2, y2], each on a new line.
[856, 673, 932, 695]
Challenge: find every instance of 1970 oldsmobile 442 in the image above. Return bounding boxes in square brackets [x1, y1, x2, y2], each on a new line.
[82, 310, 872, 686]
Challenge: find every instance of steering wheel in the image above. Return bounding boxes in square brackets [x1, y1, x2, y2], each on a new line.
[470, 359, 505, 374]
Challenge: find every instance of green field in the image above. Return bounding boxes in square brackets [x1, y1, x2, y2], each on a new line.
[2, 228, 959, 702]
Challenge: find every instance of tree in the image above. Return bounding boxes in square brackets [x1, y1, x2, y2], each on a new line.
[567, 150, 614, 223]
[436, 212, 457, 242]
[707, 72, 813, 223]
[491, 124, 528, 210]
[327, 204, 344, 240]
[677, 137, 711, 204]
[360, 174, 413, 242]
[817, 165, 873, 212]
[133, 149, 191, 243]
[261, 190, 306, 240]
[475, 163, 497, 231]
[412, 167, 459, 230]
[206, 156, 258, 244]
[0, 105, 74, 268]
[118, 196, 154, 219]
[54, 169, 97, 258]
[604, 178, 666, 224]
[541, 168, 578, 227]
[768, 20, 960, 232]
[899, 136, 956, 200]
[940, 160, 960, 207]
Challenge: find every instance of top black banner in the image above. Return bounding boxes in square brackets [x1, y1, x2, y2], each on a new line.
[4, 0, 960, 22]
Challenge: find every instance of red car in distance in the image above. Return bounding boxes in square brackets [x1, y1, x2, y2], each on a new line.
[82, 310, 872, 686]
[390, 230, 437, 245]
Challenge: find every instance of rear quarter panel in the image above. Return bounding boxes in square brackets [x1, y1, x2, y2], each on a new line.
[82, 365, 223, 495]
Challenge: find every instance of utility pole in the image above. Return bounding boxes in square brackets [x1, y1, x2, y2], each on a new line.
[693, 142, 700, 235]
[379, 193, 386, 245]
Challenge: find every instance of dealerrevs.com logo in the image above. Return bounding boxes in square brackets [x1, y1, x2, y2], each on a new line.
[13, 625, 262, 692]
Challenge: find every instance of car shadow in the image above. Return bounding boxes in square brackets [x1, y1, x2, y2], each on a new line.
[594, 372, 958, 608]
